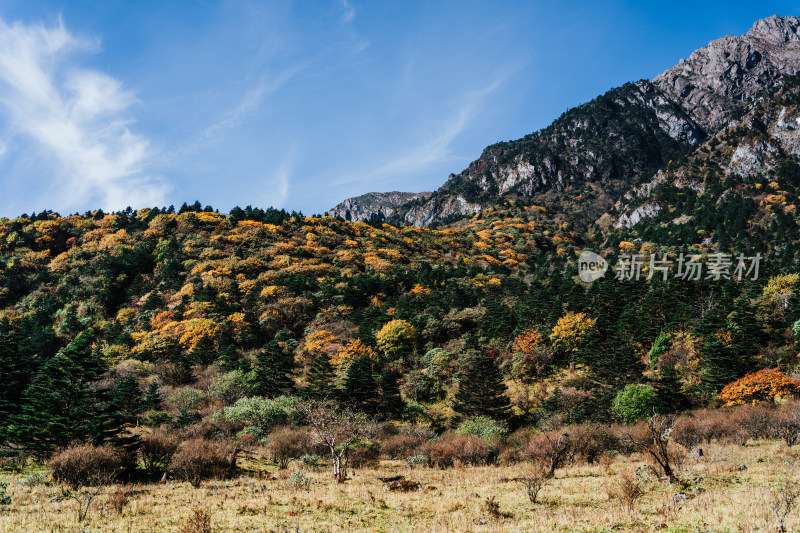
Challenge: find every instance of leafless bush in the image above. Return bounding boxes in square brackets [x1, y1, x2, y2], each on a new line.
[622, 414, 683, 482]
[772, 401, 800, 446]
[570, 423, 620, 464]
[266, 427, 312, 469]
[524, 430, 575, 477]
[730, 402, 774, 441]
[772, 480, 800, 533]
[179, 507, 213, 533]
[381, 434, 427, 459]
[518, 460, 551, 503]
[421, 434, 500, 469]
[607, 472, 645, 511]
[139, 428, 180, 474]
[670, 415, 702, 449]
[49, 444, 125, 490]
[108, 485, 133, 515]
[483, 495, 511, 519]
[347, 442, 380, 469]
[170, 438, 234, 487]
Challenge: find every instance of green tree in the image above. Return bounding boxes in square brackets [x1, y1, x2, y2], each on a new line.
[6, 331, 106, 456]
[611, 384, 660, 424]
[453, 352, 510, 421]
[344, 356, 379, 414]
[304, 355, 337, 400]
[378, 369, 405, 418]
[143, 380, 162, 411]
[253, 339, 295, 398]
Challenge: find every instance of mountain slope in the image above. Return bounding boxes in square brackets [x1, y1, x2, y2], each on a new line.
[330, 15, 800, 227]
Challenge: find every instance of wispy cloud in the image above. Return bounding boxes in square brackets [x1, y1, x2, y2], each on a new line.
[0, 17, 167, 213]
[340, 0, 356, 24]
[369, 77, 506, 179]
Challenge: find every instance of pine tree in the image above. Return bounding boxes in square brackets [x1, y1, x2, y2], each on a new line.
[143, 380, 162, 411]
[344, 356, 379, 414]
[378, 369, 405, 418]
[254, 339, 295, 398]
[6, 331, 106, 456]
[304, 355, 337, 400]
[111, 375, 143, 422]
[189, 334, 216, 366]
[453, 352, 511, 421]
[218, 345, 241, 372]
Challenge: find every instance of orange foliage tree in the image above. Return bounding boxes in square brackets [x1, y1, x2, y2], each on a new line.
[718, 368, 800, 406]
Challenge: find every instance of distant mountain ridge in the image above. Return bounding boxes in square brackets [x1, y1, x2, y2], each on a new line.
[328, 15, 800, 227]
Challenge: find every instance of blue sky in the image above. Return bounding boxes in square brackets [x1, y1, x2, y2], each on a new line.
[0, 1, 796, 217]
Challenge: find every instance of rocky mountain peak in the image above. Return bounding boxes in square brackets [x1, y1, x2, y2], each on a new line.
[653, 15, 800, 131]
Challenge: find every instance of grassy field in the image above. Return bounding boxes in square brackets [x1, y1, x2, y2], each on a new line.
[0, 440, 798, 532]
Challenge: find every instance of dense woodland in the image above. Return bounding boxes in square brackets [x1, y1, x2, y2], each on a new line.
[0, 177, 799, 465]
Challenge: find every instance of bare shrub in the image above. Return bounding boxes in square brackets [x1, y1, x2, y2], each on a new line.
[139, 428, 180, 475]
[570, 423, 620, 464]
[347, 442, 380, 469]
[108, 485, 133, 515]
[266, 427, 312, 469]
[483, 495, 511, 519]
[772, 401, 800, 446]
[607, 472, 644, 511]
[179, 507, 213, 533]
[670, 415, 702, 449]
[772, 480, 800, 533]
[170, 438, 233, 487]
[381, 434, 426, 459]
[49, 445, 124, 490]
[519, 460, 550, 503]
[421, 434, 500, 469]
[524, 430, 575, 477]
[622, 414, 683, 482]
[730, 402, 774, 441]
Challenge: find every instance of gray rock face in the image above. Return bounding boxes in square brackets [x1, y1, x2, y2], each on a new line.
[653, 15, 800, 131]
[328, 15, 800, 227]
[327, 191, 432, 222]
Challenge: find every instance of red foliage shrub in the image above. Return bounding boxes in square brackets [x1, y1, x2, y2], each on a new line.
[139, 428, 180, 474]
[421, 434, 500, 469]
[266, 427, 312, 469]
[347, 442, 380, 469]
[49, 444, 126, 489]
[170, 438, 233, 487]
[380, 434, 426, 459]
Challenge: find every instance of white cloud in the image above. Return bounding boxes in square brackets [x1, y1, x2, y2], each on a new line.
[340, 0, 356, 24]
[0, 17, 167, 213]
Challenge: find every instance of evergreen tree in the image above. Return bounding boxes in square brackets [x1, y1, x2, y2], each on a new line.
[378, 369, 405, 418]
[453, 352, 511, 421]
[143, 380, 162, 411]
[253, 339, 295, 398]
[344, 356, 379, 414]
[304, 355, 337, 400]
[111, 375, 143, 422]
[218, 345, 241, 372]
[189, 334, 216, 366]
[6, 331, 106, 456]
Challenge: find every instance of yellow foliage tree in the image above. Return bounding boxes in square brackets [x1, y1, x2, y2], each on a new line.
[550, 311, 596, 371]
[513, 329, 544, 355]
[375, 319, 417, 362]
[332, 339, 375, 365]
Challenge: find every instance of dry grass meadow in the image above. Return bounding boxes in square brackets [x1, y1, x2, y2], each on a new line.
[1, 440, 799, 532]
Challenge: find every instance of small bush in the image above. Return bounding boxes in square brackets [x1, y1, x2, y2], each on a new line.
[300, 454, 321, 468]
[139, 428, 180, 475]
[215, 395, 299, 433]
[519, 460, 550, 503]
[456, 416, 508, 440]
[108, 485, 133, 515]
[266, 427, 312, 469]
[773, 401, 800, 446]
[143, 410, 174, 427]
[0, 482, 11, 506]
[607, 472, 644, 511]
[179, 507, 213, 533]
[421, 434, 500, 469]
[289, 470, 311, 489]
[611, 384, 660, 424]
[20, 472, 50, 487]
[406, 454, 426, 468]
[381, 434, 426, 459]
[347, 441, 380, 469]
[170, 438, 233, 487]
[49, 445, 125, 490]
[570, 423, 620, 464]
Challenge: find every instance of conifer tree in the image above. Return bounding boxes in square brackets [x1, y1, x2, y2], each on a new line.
[143, 380, 162, 411]
[344, 356, 379, 414]
[6, 331, 106, 456]
[304, 355, 337, 400]
[189, 334, 216, 366]
[378, 369, 405, 418]
[111, 375, 143, 422]
[254, 339, 295, 398]
[453, 352, 511, 421]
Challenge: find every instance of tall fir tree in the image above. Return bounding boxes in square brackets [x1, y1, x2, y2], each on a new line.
[378, 369, 405, 419]
[6, 331, 107, 456]
[453, 352, 511, 421]
[304, 355, 338, 400]
[254, 339, 295, 398]
[344, 356, 379, 414]
[143, 380, 162, 411]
